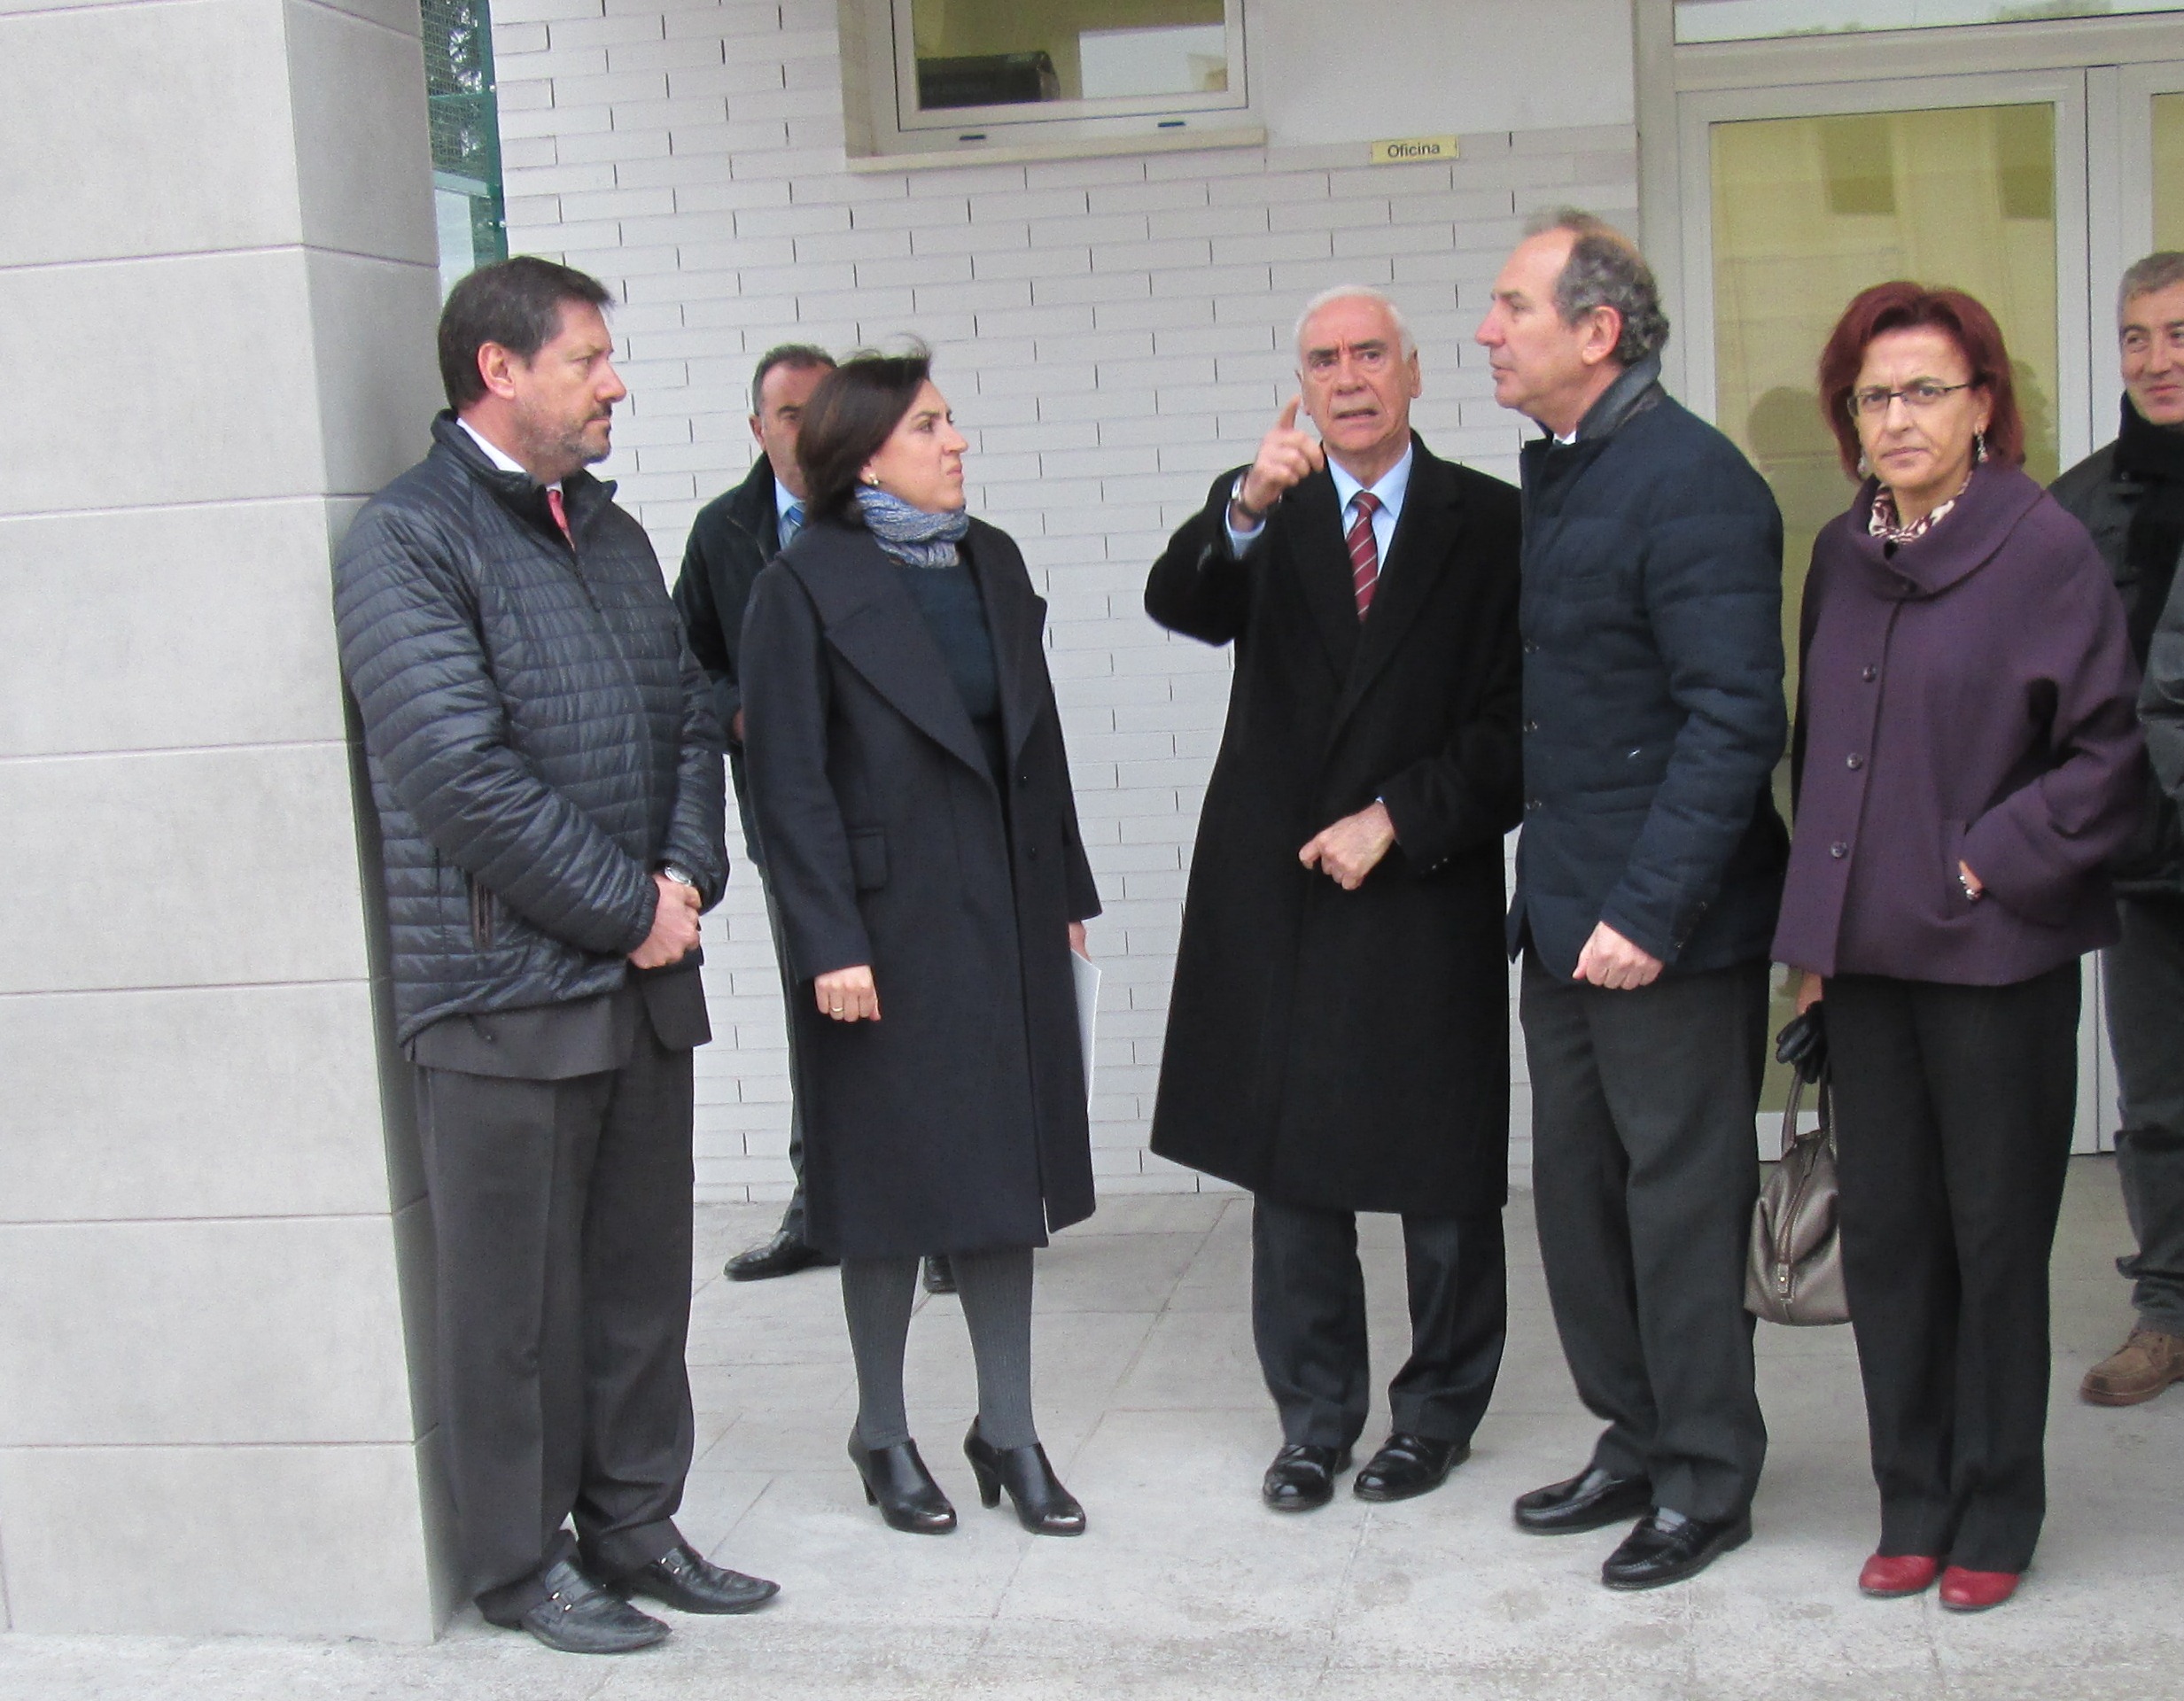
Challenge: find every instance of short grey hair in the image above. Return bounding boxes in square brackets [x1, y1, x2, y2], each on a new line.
[2120, 252, 2184, 322]
[750, 341, 836, 414]
[1294, 285, 1418, 361]
[1524, 206, 1670, 367]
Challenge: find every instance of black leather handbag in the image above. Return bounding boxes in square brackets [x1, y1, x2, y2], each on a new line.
[1745, 1072, 1849, 1326]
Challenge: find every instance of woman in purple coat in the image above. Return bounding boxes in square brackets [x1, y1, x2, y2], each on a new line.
[1775, 284, 2144, 1612]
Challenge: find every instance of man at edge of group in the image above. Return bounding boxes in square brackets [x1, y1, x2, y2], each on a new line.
[1146, 285, 1525, 1515]
[1477, 209, 1789, 1590]
[333, 256, 776, 1653]
[2052, 249, 2184, 1408]
[675, 343, 842, 1285]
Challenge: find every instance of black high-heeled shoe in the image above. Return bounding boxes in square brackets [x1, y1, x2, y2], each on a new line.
[847, 1432, 957, 1534]
[963, 1419, 1086, 1536]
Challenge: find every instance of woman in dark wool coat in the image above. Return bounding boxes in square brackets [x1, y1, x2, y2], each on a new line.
[741, 346, 1100, 1540]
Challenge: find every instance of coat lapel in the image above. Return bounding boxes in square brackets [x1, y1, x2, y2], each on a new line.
[964, 524, 1046, 766]
[788, 523, 996, 786]
[1333, 440, 1462, 732]
[1286, 470, 1362, 680]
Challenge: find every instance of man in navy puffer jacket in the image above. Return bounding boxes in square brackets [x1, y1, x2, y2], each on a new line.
[335, 258, 773, 1652]
[1477, 212, 1788, 1592]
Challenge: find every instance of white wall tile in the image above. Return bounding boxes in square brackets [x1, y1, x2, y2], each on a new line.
[0, 1216, 415, 1446]
[0, 1442, 438, 1637]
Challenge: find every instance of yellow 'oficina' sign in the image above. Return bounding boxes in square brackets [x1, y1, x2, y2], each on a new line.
[1370, 135, 1461, 165]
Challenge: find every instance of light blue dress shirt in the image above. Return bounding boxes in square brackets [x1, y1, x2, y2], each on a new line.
[1225, 443, 1414, 567]
[774, 478, 804, 549]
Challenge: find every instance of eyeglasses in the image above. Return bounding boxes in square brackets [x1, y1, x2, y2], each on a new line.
[1846, 381, 1973, 420]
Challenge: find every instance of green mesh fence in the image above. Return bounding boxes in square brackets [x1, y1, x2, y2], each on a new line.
[424, 0, 508, 285]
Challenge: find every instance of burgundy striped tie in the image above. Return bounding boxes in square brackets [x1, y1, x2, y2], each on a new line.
[1347, 491, 1381, 617]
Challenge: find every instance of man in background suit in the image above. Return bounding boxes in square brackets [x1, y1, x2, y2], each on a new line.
[676, 344, 838, 1283]
[1146, 286, 1524, 1514]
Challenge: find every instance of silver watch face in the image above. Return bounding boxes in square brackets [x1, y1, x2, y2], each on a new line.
[663, 864, 697, 888]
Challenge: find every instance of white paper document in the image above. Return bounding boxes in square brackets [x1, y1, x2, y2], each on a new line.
[1071, 950, 1100, 1106]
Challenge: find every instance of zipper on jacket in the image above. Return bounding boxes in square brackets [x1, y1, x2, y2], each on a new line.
[469, 877, 494, 949]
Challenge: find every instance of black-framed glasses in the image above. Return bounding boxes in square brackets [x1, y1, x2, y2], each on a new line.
[1846, 381, 1973, 419]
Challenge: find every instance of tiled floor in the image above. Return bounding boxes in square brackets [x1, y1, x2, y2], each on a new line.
[4, 1159, 2180, 1699]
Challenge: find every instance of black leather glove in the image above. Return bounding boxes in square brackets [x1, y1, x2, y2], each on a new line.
[1774, 1006, 1829, 1084]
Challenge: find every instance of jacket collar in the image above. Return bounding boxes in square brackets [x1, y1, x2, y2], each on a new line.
[1572, 353, 1665, 445]
[775, 517, 1043, 787]
[719, 455, 781, 552]
[1840, 461, 2046, 599]
[431, 410, 617, 545]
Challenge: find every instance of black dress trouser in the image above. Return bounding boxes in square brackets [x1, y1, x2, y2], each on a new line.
[415, 1014, 697, 1619]
[1519, 951, 1769, 1525]
[1825, 963, 2079, 1574]
[1250, 1194, 1507, 1451]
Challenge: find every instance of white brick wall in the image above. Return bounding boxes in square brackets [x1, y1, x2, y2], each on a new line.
[490, 0, 1638, 1202]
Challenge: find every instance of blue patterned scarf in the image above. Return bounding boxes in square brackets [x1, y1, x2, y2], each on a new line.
[857, 485, 969, 569]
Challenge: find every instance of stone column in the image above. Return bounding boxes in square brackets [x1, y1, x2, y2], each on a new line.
[0, 0, 451, 1638]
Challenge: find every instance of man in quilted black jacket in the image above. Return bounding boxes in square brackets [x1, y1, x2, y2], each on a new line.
[334, 258, 774, 1653]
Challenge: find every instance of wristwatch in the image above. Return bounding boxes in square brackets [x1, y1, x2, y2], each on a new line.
[661, 862, 698, 890]
[1229, 474, 1272, 525]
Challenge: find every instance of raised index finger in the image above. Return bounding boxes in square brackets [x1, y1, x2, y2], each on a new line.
[1277, 395, 1301, 433]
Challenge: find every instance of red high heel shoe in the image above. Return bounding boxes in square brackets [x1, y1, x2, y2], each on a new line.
[1858, 1553, 1939, 1597]
[1939, 1566, 2020, 1612]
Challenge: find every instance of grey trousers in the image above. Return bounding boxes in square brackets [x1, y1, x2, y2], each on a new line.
[415, 1020, 696, 1618]
[2104, 896, 2184, 1334]
[1519, 951, 1769, 1524]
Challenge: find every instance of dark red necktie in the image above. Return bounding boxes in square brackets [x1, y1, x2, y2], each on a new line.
[1347, 491, 1381, 617]
[546, 485, 573, 547]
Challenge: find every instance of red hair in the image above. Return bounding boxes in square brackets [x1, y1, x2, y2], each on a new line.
[1815, 282, 2025, 478]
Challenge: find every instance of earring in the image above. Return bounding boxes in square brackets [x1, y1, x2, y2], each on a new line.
[1974, 431, 1988, 464]
[862, 473, 881, 488]
[1856, 451, 1871, 479]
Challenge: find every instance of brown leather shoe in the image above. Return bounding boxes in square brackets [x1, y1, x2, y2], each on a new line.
[2079, 1327, 2184, 1406]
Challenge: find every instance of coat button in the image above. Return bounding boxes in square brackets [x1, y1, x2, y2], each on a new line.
[1523, 641, 1538, 655]
[1846, 754, 1864, 770]
[1861, 665, 1878, 682]
[1830, 841, 1848, 859]
[1018, 773, 1030, 787]
[1028, 846, 1041, 861]
[1526, 797, 1542, 812]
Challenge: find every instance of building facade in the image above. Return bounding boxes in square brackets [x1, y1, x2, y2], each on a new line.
[0, 0, 2178, 1643]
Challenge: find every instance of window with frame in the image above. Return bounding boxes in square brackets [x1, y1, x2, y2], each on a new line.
[1675, 0, 2184, 43]
[843, 0, 1255, 167]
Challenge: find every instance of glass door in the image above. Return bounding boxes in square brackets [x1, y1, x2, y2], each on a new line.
[1678, 70, 2096, 1146]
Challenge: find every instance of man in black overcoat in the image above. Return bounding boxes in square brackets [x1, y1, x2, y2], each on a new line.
[1146, 286, 1524, 1513]
[672, 342, 839, 1284]
[1477, 211, 1786, 1591]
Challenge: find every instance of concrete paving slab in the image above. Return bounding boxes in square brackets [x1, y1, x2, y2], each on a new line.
[3, 1161, 2180, 1699]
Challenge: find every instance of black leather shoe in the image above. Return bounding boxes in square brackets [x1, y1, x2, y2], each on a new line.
[1353, 1433, 1469, 1503]
[964, 1418, 1086, 1535]
[922, 1254, 957, 1294]
[1261, 1443, 1353, 1512]
[726, 1229, 834, 1281]
[484, 1557, 668, 1655]
[848, 1432, 957, 1534]
[616, 1541, 779, 1614]
[1602, 1508, 1752, 1589]
[1512, 1466, 1653, 1534]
